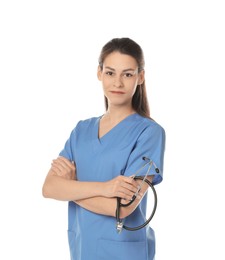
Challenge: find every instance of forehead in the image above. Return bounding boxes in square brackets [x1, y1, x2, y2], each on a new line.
[103, 51, 138, 70]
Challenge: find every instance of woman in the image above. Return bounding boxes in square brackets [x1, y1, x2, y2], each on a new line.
[42, 37, 166, 260]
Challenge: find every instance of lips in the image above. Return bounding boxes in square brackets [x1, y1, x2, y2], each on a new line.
[110, 91, 125, 94]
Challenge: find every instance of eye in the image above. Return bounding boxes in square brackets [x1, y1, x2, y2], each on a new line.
[105, 71, 114, 76]
[123, 73, 133, 78]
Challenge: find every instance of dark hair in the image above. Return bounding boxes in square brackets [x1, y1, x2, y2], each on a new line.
[98, 37, 150, 118]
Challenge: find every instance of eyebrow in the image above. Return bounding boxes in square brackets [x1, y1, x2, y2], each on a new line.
[105, 66, 136, 72]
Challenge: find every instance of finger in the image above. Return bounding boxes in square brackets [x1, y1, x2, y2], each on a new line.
[51, 162, 70, 176]
[124, 179, 140, 192]
[52, 159, 71, 172]
[57, 158, 76, 174]
[117, 191, 142, 201]
[114, 176, 139, 195]
[117, 184, 137, 198]
[58, 157, 75, 169]
[121, 182, 138, 193]
[123, 176, 139, 187]
[117, 191, 132, 201]
[50, 165, 62, 176]
[121, 181, 144, 198]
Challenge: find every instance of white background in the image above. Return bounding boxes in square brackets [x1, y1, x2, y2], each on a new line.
[0, 0, 225, 259]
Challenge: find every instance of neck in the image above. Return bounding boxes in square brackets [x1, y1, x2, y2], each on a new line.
[104, 105, 136, 122]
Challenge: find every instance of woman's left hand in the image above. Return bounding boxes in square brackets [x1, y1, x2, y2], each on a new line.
[50, 156, 76, 180]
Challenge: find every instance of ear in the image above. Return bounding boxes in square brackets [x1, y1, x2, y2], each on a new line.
[138, 70, 145, 85]
[97, 66, 102, 81]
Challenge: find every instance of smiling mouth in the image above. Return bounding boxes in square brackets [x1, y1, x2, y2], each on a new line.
[110, 91, 125, 94]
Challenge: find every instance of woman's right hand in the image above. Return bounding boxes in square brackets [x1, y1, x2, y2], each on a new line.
[103, 175, 140, 201]
[50, 156, 76, 180]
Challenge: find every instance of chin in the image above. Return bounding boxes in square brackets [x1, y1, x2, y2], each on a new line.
[108, 101, 131, 108]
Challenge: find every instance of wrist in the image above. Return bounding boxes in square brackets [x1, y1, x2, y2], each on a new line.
[95, 182, 107, 197]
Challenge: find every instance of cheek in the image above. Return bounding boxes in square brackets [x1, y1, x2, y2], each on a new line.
[101, 78, 111, 89]
[129, 83, 138, 95]
[101, 81, 109, 95]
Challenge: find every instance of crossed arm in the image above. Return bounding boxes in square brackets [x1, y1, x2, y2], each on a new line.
[42, 157, 152, 218]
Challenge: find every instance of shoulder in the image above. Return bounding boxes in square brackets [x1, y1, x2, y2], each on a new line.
[69, 116, 100, 134]
[135, 114, 165, 136]
[76, 116, 100, 128]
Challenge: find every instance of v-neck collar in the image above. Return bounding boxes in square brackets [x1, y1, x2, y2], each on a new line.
[95, 113, 138, 144]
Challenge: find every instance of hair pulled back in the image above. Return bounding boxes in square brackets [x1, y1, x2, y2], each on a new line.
[98, 38, 150, 118]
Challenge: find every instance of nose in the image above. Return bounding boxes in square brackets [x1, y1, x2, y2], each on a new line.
[113, 75, 123, 88]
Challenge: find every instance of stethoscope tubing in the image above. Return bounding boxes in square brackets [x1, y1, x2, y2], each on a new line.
[116, 175, 157, 231]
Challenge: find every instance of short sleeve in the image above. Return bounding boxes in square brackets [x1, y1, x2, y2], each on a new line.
[58, 123, 79, 162]
[123, 123, 166, 185]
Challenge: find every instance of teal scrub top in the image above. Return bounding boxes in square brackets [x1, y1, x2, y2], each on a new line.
[59, 113, 166, 260]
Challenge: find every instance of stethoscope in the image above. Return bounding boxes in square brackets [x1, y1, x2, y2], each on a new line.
[116, 157, 159, 233]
